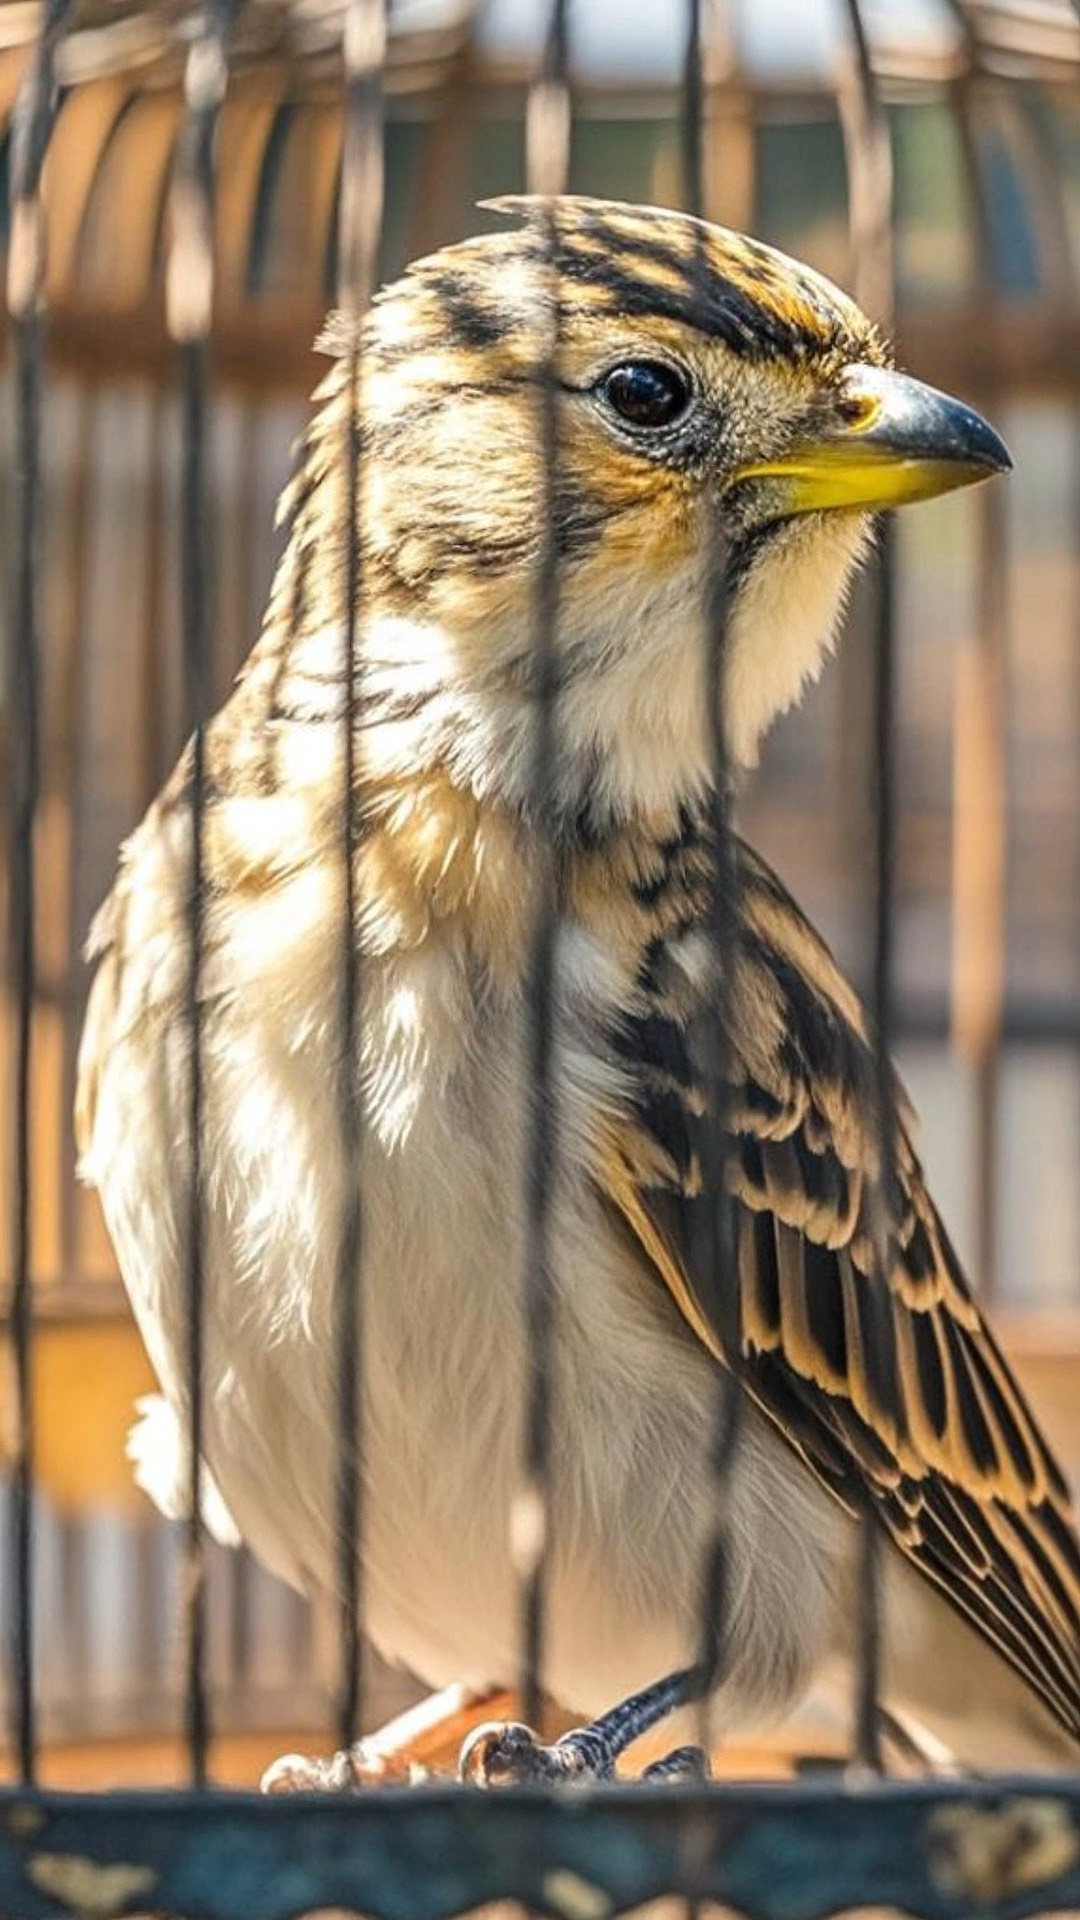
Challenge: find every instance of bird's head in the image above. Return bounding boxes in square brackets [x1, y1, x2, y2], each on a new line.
[307, 197, 1008, 830]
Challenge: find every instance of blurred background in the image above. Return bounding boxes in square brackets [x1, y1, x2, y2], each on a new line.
[1, 0, 1079, 1786]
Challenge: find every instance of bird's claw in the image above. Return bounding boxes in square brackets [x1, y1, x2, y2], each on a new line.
[261, 1739, 420, 1794]
[459, 1718, 613, 1785]
[459, 1719, 713, 1785]
[641, 1743, 711, 1781]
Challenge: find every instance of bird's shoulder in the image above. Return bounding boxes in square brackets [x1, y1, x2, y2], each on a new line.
[594, 832, 1080, 1737]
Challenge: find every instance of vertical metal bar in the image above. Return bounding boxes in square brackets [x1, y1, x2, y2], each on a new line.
[680, 6, 743, 1817]
[948, 47, 1007, 1309]
[837, 0, 894, 1776]
[515, 0, 570, 1735]
[166, 0, 241, 1787]
[682, 0, 704, 222]
[856, 513, 893, 1775]
[5, 0, 74, 1789]
[334, 0, 386, 1756]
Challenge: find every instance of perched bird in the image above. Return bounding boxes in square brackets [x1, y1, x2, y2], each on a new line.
[77, 197, 1080, 1777]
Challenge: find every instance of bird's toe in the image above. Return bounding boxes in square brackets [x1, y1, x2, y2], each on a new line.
[641, 1743, 711, 1781]
[459, 1719, 615, 1785]
[261, 1740, 415, 1793]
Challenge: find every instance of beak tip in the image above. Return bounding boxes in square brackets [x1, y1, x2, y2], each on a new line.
[976, 419, 1012, 477]
[926, 391, 1012, 483]
[945, 396, 1012, 481]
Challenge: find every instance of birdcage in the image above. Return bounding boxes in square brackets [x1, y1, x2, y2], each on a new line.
[3, 0, 1080, 1914]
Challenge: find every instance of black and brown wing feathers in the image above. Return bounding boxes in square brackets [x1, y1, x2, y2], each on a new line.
[598, 837, 1080, 1738]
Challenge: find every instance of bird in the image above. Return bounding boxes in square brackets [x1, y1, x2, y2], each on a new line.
[76, 195, 1080, 1780]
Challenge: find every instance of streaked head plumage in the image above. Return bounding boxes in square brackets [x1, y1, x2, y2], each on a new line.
[279, 197, 1006, 819]
[369, 195, 886, 372]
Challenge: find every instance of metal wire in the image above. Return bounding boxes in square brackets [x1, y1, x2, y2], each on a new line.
[166, 0, 243, 1787]
[513, 0, 573, 1731]
[853, 519, 893, 1775]
[680, 0, 744, 1801]
[948, 41, 1008, 1309]
[513, 0, 571, 1737]
[4, 0, 77, 1789]
[333, 0, 386, 1758]
[682, 0, 705, 223]
[837, 0, 895, 1776]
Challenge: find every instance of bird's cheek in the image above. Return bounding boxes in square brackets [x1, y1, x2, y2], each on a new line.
[582, 486, 704, 601]
[718, 472, 795, 538]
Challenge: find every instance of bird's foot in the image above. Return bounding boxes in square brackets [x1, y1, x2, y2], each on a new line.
[460, 1719, 616, 1784]
[642, 1743, 711, 1781]
[261, 1739, 417, 1794]
[261, 1682, 507, 1792]
[459, 1667, 708, 1786]
[459, 1720, 712, 1786]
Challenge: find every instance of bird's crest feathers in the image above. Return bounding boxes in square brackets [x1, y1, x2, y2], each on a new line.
[480, 194, 887, 366]
[315, 196, 888, 375]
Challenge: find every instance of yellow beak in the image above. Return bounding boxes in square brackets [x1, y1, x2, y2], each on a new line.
[733, 364, 1011, 515]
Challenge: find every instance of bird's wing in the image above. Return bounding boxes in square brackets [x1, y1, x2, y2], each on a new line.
[595, 836, 1080, 1737]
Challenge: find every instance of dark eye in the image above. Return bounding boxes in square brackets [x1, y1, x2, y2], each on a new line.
[598, 361, 691, 430]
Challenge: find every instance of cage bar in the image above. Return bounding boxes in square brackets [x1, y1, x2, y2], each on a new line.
[5, 0, 78, 1788]
[516, 0, 571, 1735]
[680, 0, 744, 1787]
[333, 0, 386, 1761]
[836, 0, 898, 1776]
[946, 15, 1009, 1308]
[165, 0, 243, 1786]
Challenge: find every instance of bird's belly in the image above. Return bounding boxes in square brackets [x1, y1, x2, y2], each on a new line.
[199, 1090, 717, 1712]
[88, 975, 849, 1727]
[207, 1182, 843, 1728]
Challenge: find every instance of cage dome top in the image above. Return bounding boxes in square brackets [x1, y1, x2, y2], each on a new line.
[0, 0, 1077, 90]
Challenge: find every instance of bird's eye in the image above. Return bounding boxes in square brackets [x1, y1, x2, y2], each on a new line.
[598, 361, 691, 430]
